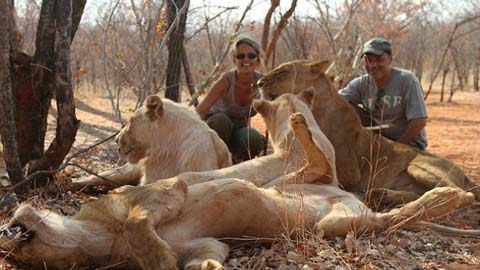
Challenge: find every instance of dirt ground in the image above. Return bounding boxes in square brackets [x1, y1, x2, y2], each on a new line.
[1, 89, 480, 269]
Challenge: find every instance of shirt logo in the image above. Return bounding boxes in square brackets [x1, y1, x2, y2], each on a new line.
[363, 95, 402, 111]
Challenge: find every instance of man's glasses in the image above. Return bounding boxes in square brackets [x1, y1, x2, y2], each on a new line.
[375, 88, 385, 111]
[236, 53, 257, 60]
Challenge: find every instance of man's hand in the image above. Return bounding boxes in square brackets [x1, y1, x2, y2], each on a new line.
[398, 118, 427, 146]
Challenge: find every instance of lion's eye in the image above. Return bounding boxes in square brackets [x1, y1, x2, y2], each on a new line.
[273, 70, 287, 79]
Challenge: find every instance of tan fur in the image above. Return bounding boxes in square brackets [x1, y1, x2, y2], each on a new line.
[257, 60, 480, 205]
[71, 95, 232, 190]
[1, 135, 474, 269]
[177, 91, 339, 188]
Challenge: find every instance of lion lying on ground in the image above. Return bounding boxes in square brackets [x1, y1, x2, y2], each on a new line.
[176, 91, 338, 187]
[70, 95, 232, 190]
[257, 60, 480, 205]
[0, 111, 474, 270]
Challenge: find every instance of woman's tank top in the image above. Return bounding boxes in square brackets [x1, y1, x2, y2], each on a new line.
[209, 69, 262, 124]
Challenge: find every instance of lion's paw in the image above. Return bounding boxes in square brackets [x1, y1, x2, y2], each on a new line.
[289, 112, 307, 129]
[185, 259, 224, 270]
[421, 187, 475, 209]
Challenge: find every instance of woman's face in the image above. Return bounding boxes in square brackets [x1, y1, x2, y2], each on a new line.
[234, 43, 258, 75]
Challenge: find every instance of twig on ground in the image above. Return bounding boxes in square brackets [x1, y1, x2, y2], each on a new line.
[0, 131, 120, 208]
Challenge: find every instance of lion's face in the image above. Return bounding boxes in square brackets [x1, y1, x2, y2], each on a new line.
[0, 205, 86, 268]
[116, 95, 165, 164]
[0, 179, 189, 269]
[117, 116, 148, 164]
[257, 60, 329, 100]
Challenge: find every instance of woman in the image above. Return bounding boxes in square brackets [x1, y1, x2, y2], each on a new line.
[196, 37, 266, 163]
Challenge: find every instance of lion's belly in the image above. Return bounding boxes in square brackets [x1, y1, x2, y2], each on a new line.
[156, 181, 366, 243]
[156, 179, 322, 242]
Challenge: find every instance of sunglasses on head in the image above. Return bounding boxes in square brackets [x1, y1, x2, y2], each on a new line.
[236, 52, 257, 60]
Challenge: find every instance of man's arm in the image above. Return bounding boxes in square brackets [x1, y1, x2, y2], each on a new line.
[338, 76, 365, 105]
[397, 117, 427, 145]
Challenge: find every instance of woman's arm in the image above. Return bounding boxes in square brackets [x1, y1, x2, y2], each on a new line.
[195, 77, 229, 117]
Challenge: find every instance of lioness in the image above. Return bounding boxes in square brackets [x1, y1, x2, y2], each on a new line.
[257, 60, 480, 204]
[71, 95, 232, 189]
[1, 113, 474, 270]
[177, 90, 338, 187]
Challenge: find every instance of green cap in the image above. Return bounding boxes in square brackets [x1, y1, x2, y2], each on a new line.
[362, 37, 392, 56]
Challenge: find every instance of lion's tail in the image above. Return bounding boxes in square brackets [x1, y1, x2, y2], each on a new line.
[209, 130, 233, 168]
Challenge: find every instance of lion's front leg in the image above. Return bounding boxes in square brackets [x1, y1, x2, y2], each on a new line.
[125, 205, 178, 270]
[71, 162, 142, 191]
[174, 237, 229, 270]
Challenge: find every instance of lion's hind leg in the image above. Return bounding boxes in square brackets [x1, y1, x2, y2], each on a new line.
[314, 187, 475, 238]
[265, 113, 333, 188]
[175, 237, 229, 270]
[382, 187, 475, 228]
[314, 196, 386, 237]
[289, 112, 332, 184]
[125, 205, 178, 270]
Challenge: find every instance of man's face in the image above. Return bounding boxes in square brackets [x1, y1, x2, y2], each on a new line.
[364, 53, 392, 83]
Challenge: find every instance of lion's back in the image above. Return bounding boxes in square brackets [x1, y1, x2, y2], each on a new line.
[134, 99, 232, 184]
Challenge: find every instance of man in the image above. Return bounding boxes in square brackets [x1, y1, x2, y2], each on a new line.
[339, 37, 428, 150]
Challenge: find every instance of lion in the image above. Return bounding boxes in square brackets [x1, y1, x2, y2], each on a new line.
[176, 91, 338, 188]
[0, 112, 474, 270]
[70, 95, 232, 190]
[257, 60, 480, 205]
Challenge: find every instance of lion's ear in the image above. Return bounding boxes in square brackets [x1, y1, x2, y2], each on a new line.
[307, 60, 329, 75]
[253, 99, 271, 116]
[145, 95, 163, 120]
[297, 88, 314, 108]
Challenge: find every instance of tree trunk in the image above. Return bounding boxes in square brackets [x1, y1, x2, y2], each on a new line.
[264, 0, 297, 66]
[474, 47, 480, 92]
[448, 67, 456, 103]
[440, 66, 449, 103]
[30, 0, 80, 176]
[0, 0, 25, 189]
[182, 45, 198, 106]
[8, 0, 20, 50]
[451, 48, 464, 92]
[261, 0, 280, 53]
[165, 0, 189, 102]
[8, 0, 85, 186]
